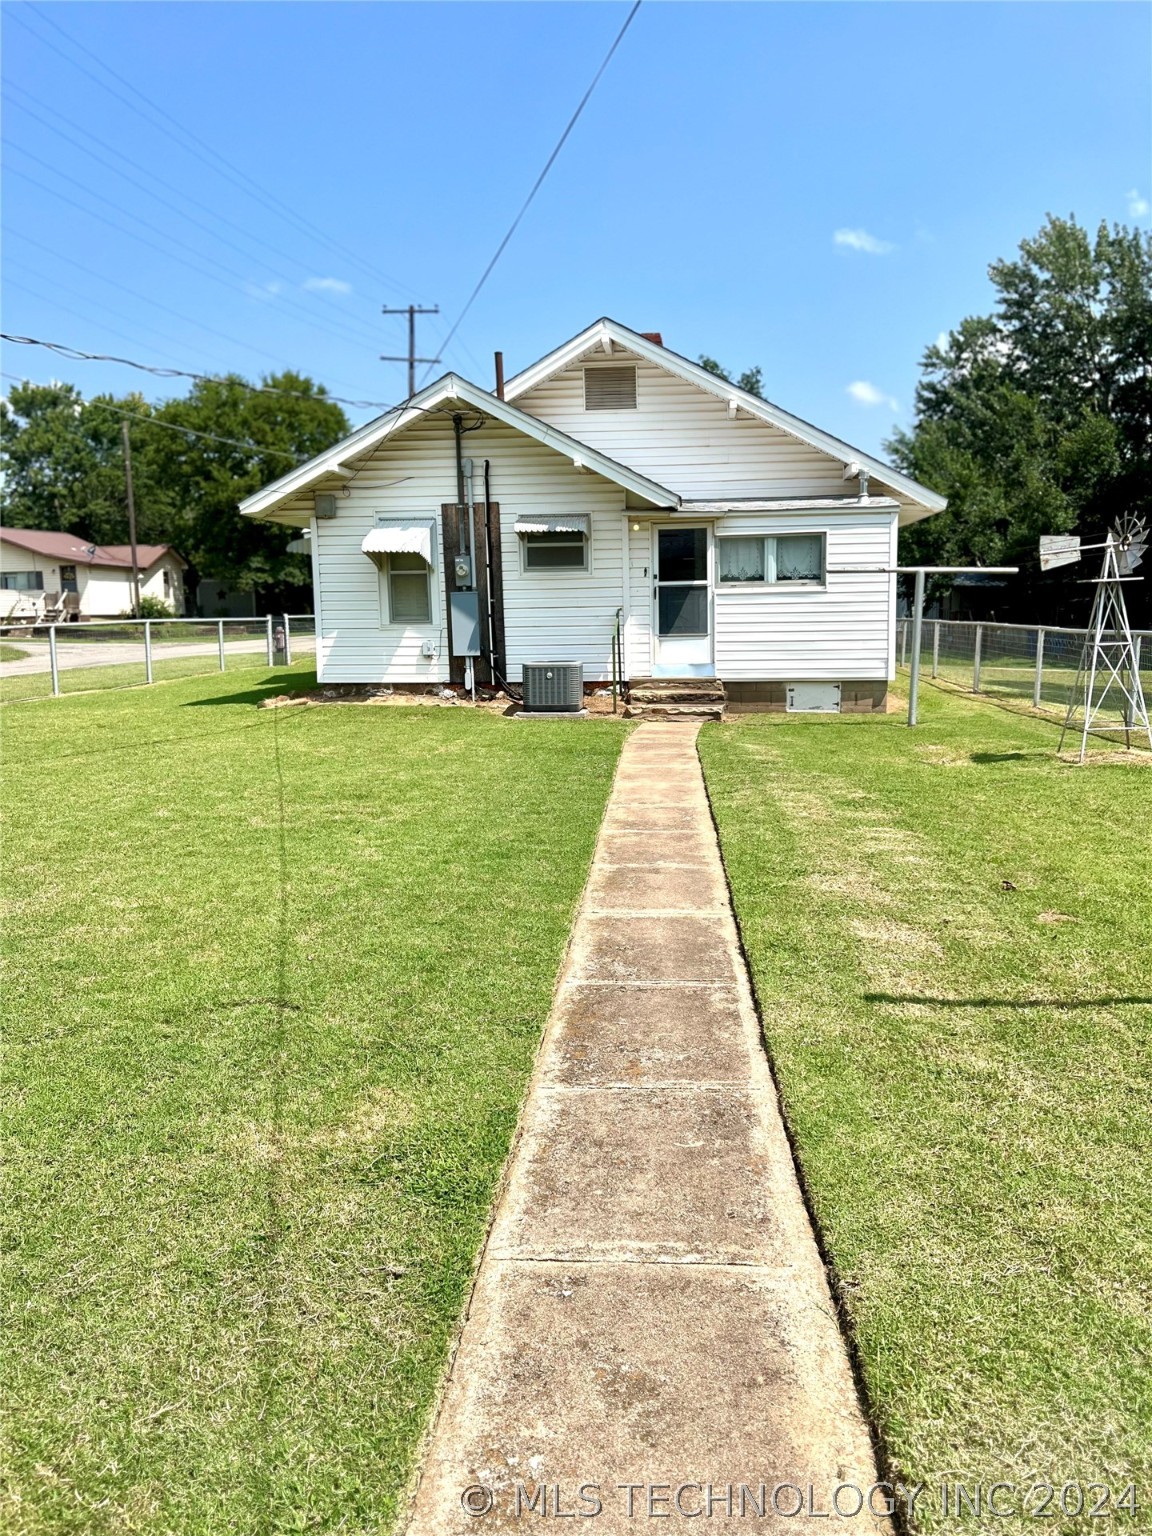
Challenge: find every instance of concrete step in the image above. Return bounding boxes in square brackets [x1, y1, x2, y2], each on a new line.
[627, 678, 727, 706]
[623, 703, 725, 721]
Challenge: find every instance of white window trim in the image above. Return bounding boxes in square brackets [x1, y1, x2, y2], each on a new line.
[715, 532, 827, 590]
[374, 514, 438, 628]
[518, 529, 590, 575]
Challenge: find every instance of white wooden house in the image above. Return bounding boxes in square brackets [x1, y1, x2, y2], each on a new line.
[240, 320, 945, 711]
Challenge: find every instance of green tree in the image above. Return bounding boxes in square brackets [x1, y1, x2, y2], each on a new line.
[0, 382, 177, 543]
[1, 371, 349, 610]
[148, 373, 348, 606]
[890, 216, 1151, 623]
[698, 355, 764, 398]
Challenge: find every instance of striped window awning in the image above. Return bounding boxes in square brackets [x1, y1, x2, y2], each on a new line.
[513, 515, 590, 536]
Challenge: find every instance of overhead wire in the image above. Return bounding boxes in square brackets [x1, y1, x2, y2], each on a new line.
[0, 333, 437, 413]
[0, 371, 300, 461]
[11, 3, 425, 302]
[3, 227, 301, 373]
[425, 0, 642, 384]
[5, 82, 390, 315]
[4, 156, 384, 355]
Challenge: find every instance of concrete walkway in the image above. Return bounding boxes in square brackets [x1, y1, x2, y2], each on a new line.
[407, 723, 887, 1535]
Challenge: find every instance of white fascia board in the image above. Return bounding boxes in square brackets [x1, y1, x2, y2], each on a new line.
[682, 496, 901, 513]
[239, 372, 678, 521]
[506, 317, 947, 516]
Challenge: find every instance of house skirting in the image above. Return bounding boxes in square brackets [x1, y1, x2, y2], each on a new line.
[724, 680, 888, 714]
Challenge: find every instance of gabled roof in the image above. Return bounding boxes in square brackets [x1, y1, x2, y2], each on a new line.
[238, 373, 680, 521]
[504, 317, 947, 519]
[0, 528, 184, 570]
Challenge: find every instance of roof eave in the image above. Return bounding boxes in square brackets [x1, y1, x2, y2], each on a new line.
[505, 317, 947, 517]
[240, 371, 680, 521]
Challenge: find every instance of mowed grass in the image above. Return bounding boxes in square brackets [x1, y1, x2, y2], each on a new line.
[699, 688, 1152, 1530]
[0, 645, 277, 703]
[2, 666, 626, 1535]
[0, 644, 30, 662]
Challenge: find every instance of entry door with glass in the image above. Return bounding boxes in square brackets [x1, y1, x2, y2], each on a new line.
[653, 526, 713, 676]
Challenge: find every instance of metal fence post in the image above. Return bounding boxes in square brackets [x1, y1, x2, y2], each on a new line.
[49, 624, 60, 697]
[265, 613, 274, 666]
[932, 621, 940, 679]
[284, 613, 293, 666]
[1033, 628, 1045, 708]
[899, 619, 907, 667]
[144, 620, 153, 684]
[217, 619, 226, 672]
[972, 625, 983, 692]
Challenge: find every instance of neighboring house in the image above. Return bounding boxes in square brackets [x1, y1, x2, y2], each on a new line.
[0, 529, 187, 617]
[240, 319, 946, 711]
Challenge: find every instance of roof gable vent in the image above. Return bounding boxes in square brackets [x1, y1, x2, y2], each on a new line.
[584, 364, 637, 411]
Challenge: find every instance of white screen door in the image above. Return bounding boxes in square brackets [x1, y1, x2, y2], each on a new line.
[653, 526, 713, 676]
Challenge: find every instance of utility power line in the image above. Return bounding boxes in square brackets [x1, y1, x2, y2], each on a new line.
[4, 157, 382, 356]
[5, 82, 388, 312]
[4, 227, 300, 373]
[426, 0, 642, 383]
[1, 335, 400, 411]
[11, 2, 426, 304]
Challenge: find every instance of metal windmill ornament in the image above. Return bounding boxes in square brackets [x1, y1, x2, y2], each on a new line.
[1041, 513, 1151, 762]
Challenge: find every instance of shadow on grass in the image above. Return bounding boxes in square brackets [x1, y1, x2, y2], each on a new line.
[866, 992, 1152, 1009]
[968, 750, 1053, 764]
[183, 673, 317, 707]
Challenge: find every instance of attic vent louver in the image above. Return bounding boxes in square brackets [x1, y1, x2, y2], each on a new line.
[584, 365, 637, 411]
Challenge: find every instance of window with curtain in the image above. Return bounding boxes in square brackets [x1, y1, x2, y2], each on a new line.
[388, 553, 432, 623]
[717, 533, 825, 585]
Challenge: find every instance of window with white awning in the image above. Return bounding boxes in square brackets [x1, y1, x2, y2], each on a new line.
[514, 514, 590, 571]
[363, 519, 436, 625]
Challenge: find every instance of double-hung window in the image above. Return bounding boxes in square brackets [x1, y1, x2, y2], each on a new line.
[387, 553, 432, 623]
[717, 533, 825, 586]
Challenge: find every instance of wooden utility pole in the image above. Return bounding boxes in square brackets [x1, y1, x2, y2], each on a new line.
[120, 419, 143, 617]
[381, 305, 441, 397]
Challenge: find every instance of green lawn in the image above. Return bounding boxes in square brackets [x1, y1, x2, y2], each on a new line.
[2, 666, 626, 1535]
[699, 687, 1152, 1531]
[0, 643, 29, 662]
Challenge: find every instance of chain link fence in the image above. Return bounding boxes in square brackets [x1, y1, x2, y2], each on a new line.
[897, 618, 1152, 727]
[0, 614, 317, 703]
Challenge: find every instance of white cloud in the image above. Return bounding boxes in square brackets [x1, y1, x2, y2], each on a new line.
[833, 227, 895, 255]
[847, 380, 899, 412]
[303, 276, 353, 295]
[245, 280, 285, 303]
[1127, 189, 1150, 219]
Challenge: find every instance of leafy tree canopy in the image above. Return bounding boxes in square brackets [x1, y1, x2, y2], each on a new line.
[889, 216, 1151, 623]
[0, 372, 349, 607]
[698, 355, 764, 399]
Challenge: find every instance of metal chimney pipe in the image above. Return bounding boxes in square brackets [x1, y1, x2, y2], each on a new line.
[494, 352, 505, 399]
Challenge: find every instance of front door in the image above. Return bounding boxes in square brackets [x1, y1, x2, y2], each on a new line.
[652, 525, 713, 676]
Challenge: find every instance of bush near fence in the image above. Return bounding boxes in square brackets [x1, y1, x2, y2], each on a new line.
[898, 618, 1152, 723]
[0, 614, 316, 703]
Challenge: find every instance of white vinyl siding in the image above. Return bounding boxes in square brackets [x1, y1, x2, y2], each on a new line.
[713, 513, 895, 681]
[307, 414, 628, 684]
[516, 354, 854, 501]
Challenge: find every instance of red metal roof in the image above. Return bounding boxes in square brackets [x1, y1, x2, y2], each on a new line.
[0, 528, 185, 569]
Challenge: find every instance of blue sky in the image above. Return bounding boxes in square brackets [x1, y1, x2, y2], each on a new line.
[3, 1, 1148, 457]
